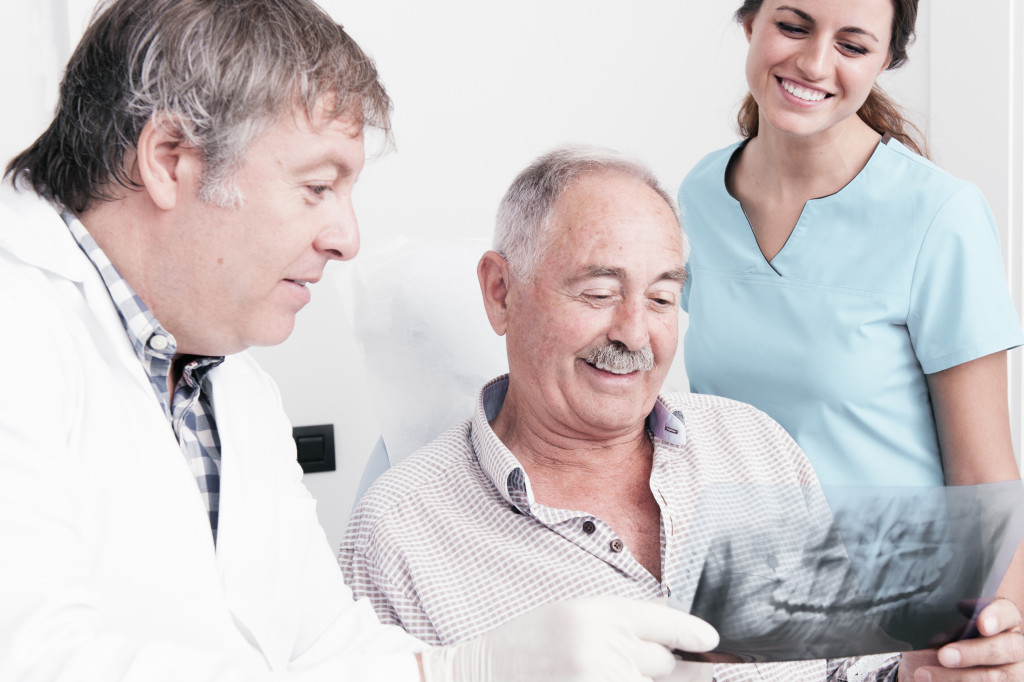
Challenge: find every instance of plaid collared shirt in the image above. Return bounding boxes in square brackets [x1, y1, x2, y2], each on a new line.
[63, 212, 224, 542]
[340, 376, 901, 682]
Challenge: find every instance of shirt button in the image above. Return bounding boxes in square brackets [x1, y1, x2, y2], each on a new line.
[610, 539, 624, 553]
[149, 334, 169, 350]
[582, 520, 596, 535]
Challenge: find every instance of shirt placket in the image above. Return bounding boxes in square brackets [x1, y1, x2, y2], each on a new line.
[173, 360, 221, 541]
[651, 450, 704, 605]
[526, 498, 666, 596]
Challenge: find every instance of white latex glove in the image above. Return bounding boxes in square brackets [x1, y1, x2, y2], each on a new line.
[419, 595, 718, 682]
[660, 659, 715, 682]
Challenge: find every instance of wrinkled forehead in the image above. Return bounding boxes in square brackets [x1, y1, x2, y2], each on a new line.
[550, 173, 681, 244]
[535, 174, 684, 281]
[552, 169, 679, 231]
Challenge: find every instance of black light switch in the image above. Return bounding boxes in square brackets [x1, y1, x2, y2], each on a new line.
[292, 424, 336, 473]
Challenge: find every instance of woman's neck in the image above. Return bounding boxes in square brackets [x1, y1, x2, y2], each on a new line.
[742, 115, 882, 199]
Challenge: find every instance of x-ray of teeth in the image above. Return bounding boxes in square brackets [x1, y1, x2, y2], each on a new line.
[667, 480, 1024, 662]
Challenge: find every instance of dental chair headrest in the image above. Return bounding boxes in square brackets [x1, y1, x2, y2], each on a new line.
[343, 237, 509, 465]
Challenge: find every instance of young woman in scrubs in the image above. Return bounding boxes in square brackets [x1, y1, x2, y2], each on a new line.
[679, 1, 1024, 674]
[680, 0, 1022, 489]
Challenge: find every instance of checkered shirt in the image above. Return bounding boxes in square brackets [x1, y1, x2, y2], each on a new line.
[63, 212, 224, 542]
[340, 375, 901, 682]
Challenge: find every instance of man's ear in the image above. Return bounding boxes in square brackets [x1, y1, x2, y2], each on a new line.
[477, 250, 512, 336]
[135, 117, 201, 210]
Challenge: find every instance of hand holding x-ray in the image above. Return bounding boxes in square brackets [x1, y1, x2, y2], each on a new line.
[667, 480, 1024, 663]
[898, 596, 1024, 680]
[420, 595, 719, 682]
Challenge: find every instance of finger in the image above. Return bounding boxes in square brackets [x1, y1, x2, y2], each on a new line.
[901, 648, 939, 676]
[622, 601, 719, 652]
[976, 597, 1023, 636]
[937, 630, 1024, 669]
[657, 661, 714, 682]
[630, 640, 680, 679]
[914, 661, 1024, 681]
[955, 597, 991, 619]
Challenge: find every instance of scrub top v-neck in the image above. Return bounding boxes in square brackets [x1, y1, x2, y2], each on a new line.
[679, 137, 1024, 487]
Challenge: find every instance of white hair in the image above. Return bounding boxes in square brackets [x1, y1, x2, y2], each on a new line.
[494, 144, 689, 281]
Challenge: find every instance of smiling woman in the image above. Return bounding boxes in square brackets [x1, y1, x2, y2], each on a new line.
[681, 0, 1022, 495]
[740, 0, 900, 160]
[678, 0, 1024, 677]
[735, 0, 923, 154]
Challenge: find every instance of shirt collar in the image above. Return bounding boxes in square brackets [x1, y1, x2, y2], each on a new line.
[470, 375, 687, 513]
[60, 211, 224, 407]
[470, 376, 530, 510]
[647, 395, 687, 446]
[61, 210, 177, 362]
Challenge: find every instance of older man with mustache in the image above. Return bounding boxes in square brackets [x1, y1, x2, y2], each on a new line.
[339, 146, 901, 681]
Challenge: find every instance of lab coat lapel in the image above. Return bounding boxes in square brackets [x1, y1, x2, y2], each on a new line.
[0, 184, 160, 401]
[210, 359, 316, 670]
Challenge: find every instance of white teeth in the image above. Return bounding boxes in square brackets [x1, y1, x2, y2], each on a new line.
[782, 79, 827, 102]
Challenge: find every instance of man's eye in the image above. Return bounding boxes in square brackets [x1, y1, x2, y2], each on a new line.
[582, 292, 616, 304]
[308, 185, 331, 196]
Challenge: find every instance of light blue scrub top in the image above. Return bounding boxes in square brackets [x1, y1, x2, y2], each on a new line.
[679, 138, 1024, 487]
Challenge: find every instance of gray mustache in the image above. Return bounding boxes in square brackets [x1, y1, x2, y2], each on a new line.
[583, 342, 654, 373]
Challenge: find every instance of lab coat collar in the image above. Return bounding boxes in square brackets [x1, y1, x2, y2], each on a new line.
[0, 181, 167, 412]
[0, 181, 93, 284]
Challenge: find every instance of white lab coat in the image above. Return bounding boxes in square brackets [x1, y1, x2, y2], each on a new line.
[0, 182, 421, 681]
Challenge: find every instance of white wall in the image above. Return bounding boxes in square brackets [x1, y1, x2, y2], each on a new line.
[1, 0, 1019, 551]
[925, 0, 1024, 463]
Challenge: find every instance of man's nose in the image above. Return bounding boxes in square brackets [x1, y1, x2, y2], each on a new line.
[608, 298, 649, 351]
[314, 197, 360, 262]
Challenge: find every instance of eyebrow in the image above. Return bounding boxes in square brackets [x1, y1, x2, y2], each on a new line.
[565, 265, 687, 287]
[292, 155, 359, 178]
[776, 6, 881, 42]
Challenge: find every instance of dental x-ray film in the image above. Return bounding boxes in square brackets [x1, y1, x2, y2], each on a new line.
[667, 480, 1024, 662]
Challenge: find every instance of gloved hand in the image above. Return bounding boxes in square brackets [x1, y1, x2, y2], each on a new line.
[419, 595, 718, 682]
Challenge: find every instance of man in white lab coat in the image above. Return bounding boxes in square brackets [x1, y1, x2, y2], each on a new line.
[0, 0, 719, 680]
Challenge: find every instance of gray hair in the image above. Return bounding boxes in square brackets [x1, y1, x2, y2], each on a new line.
[494, 145, 688, 281]
[6, 0, 391, 212]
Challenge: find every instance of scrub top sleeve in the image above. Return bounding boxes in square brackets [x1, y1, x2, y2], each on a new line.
[907, 183, 1024, 374]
